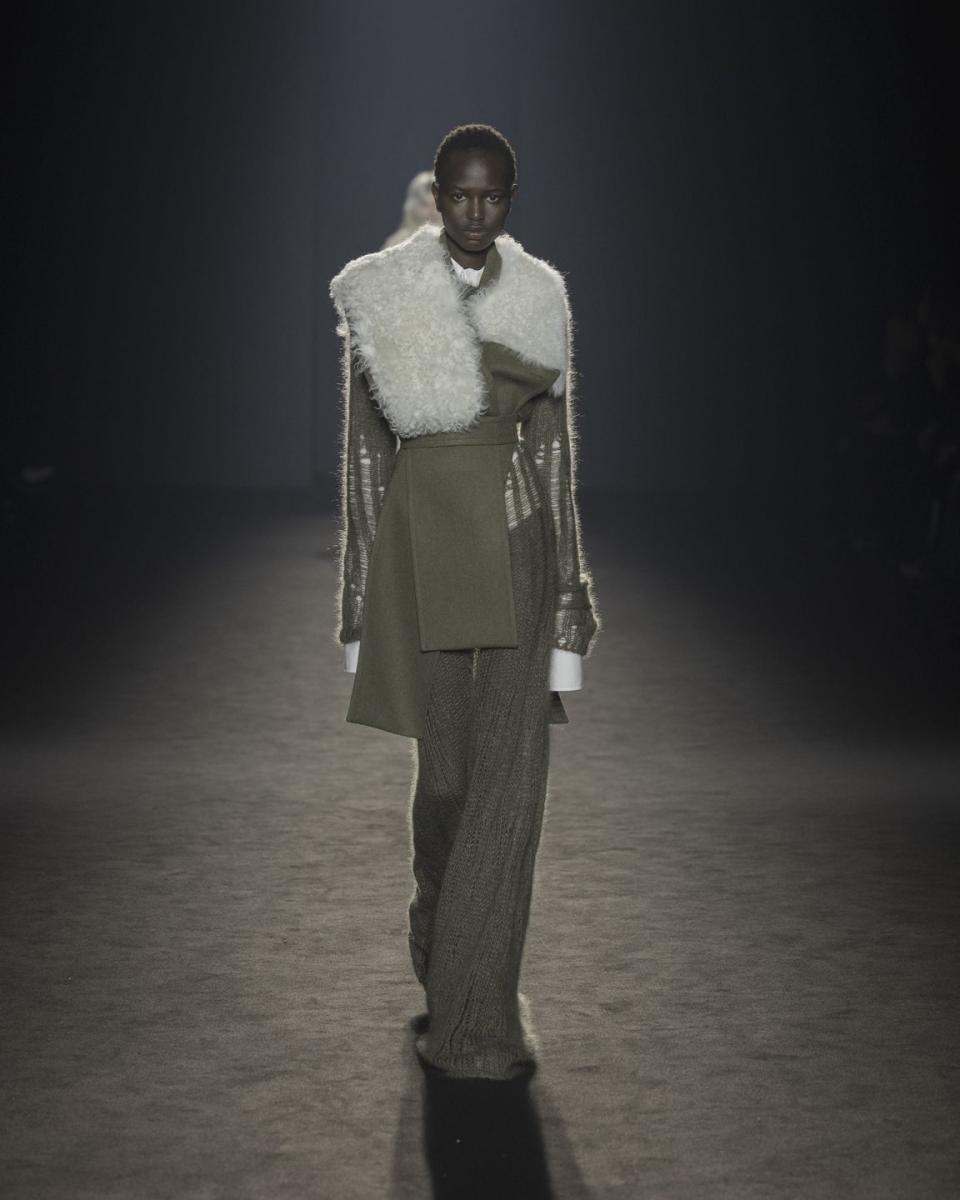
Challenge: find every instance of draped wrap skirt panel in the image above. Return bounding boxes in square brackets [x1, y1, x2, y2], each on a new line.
[346, 409, 569, 738]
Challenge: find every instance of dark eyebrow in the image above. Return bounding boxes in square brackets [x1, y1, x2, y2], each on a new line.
[444, 183, 505, 193]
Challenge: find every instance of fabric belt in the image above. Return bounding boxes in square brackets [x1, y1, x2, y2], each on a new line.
[400, 416, 519, 450]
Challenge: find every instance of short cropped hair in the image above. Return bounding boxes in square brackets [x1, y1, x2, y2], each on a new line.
[433, 123, 518, 192]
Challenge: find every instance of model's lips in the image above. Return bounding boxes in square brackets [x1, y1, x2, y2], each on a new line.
[463, 228, 487, 238]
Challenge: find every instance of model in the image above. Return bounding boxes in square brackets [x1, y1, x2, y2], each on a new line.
[329, 123, 600, 1080]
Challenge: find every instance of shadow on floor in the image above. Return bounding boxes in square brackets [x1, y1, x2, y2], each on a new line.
[389, 1022, 593, 1200]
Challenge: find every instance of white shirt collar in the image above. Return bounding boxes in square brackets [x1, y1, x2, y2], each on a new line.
[449, 257, 484, 286]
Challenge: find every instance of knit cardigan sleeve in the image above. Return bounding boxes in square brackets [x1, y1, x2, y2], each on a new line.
[523, 379, 600, 659]
[336, 320, 398, 646]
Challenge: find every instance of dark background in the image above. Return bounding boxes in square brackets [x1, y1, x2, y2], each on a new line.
[6, 0, 956, 496]
[3, 10, 959, 1193]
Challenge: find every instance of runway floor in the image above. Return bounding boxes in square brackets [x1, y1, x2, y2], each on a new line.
[2, 490, 958, 1199]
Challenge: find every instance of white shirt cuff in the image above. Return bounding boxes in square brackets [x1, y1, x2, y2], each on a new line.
[549, 647, 583, 691]
[345, 640, 583, 690]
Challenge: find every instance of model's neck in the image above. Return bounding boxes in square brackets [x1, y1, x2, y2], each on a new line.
[441, 228, 489, 271]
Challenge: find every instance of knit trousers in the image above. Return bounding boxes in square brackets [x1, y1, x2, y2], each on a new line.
[407, 490, 555, 1080]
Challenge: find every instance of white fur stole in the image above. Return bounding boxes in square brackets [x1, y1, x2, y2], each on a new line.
[329, 223, 571, 438]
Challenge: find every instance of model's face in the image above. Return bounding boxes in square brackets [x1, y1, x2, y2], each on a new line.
[432, 149, 515, 256]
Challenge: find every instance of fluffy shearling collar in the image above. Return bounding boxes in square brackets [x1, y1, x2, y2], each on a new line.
[330, 222, 571, 439]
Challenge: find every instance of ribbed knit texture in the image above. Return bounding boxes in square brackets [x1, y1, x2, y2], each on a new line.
[407, 453, 555, 1078]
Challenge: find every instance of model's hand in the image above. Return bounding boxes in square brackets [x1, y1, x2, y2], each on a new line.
[550, 648, 583, 691]
[344, 641, 360, 674]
